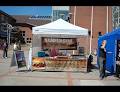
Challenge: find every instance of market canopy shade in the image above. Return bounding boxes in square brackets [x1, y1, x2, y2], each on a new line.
[98, 28, 120, 74]
[32, 19, 88, 36]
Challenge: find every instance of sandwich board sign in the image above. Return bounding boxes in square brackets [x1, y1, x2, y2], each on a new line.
[10, 50, 26, 68]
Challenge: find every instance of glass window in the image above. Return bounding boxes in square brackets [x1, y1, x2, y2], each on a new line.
[23, 34, 25, 36]
[23, 31, 25, 33]
[1, 15, 4, 21]
[53, 10, 69, 21]
[23, 38, 25, 41]
[98, 32, 102, 37]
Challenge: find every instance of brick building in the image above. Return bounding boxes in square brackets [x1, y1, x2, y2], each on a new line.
[12, 15, 51, 44]
[69, 6, 112, 53]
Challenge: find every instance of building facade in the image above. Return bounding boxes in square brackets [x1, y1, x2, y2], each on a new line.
[52, 6, 69, 21]
[0, 10, 16, 43]
[69, 6, 112, 53]
[112, 6, 120, 30]
[12, 15, 51, 44]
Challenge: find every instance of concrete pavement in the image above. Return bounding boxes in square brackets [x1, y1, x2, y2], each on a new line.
[0, 45, 120, 86]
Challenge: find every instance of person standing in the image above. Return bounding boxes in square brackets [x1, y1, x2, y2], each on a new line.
[87, 54, 93, 72]
[98, 40, 107, 80]
[2, 40, 8, 58]
[18, 40, 21, 50]
[49, 45, 58, 57]
[115, 41, 120, 79]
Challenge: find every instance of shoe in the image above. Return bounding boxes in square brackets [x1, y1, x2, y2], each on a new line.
[16, 70, 19, 72]
[116, 77, 120, 80]
[100, 77, 104, 80]
[114, 75, 119, 78]
[2, 57, 5, 58]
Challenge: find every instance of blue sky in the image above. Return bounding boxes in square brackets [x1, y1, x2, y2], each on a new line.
[0, 6, 52, 16]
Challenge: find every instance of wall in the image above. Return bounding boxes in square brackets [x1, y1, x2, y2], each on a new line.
[19, 26, 32, 44]
[70, 6, 112, 54]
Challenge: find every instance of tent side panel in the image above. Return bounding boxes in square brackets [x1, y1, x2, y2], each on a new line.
[106, 38, 115, 74]
[32, 34, 42, 57]
[97, 37, 115, 74]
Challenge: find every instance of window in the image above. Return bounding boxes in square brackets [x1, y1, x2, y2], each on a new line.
[1, 15, 4, 21]
[53, 10, 69, 21]
[26, 38, 31, 43]
[23, 31, 25, 33]
[23, 38, 25, 41]
[98, 32, 102, 37]
[88, 30, 91, 36]
[21, 31, 25, 36]
[23, 34, 25, 36]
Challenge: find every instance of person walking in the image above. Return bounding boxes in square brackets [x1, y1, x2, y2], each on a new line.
[2, 40, 8, 58]
[98, 40, 107, 80]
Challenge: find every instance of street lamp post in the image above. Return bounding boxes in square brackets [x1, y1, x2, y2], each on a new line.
[7, 23, 13, 45]
[1, 23, 14, 45]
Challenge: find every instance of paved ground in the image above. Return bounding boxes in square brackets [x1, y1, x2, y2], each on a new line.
[0, 45, 120, 86]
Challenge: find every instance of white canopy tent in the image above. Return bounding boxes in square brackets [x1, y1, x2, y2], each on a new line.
[32, 19, 89, 57]
[27, 19, 90, 70]
[28, 19, 89, 70]
[32, 18, 88, 37]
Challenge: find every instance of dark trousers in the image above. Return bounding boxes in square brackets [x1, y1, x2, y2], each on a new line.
[3, 49, 8, 58]
[98, 57, 106, 78]
[116, 64, 120, 77]
[87, 60, 92, 72]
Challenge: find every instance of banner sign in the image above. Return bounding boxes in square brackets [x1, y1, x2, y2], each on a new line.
[42, 37, 77, 50]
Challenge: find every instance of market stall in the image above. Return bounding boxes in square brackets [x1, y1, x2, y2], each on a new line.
[31, 18, 89, 72]
[98, 28, 120, 74]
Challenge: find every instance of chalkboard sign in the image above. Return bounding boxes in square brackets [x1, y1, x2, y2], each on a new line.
[15, 51, 26, 68]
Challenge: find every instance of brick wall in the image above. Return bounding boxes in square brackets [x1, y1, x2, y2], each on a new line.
[70, 6, 112, 53]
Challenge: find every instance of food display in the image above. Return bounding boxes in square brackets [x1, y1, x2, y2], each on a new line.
[32, 57, 46, 68]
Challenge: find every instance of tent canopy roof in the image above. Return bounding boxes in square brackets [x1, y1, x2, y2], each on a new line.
[98, 28, 120, 41]
[32, 19, 88, 36]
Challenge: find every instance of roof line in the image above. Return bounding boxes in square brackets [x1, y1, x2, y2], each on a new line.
[0, 10, 16, 21]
